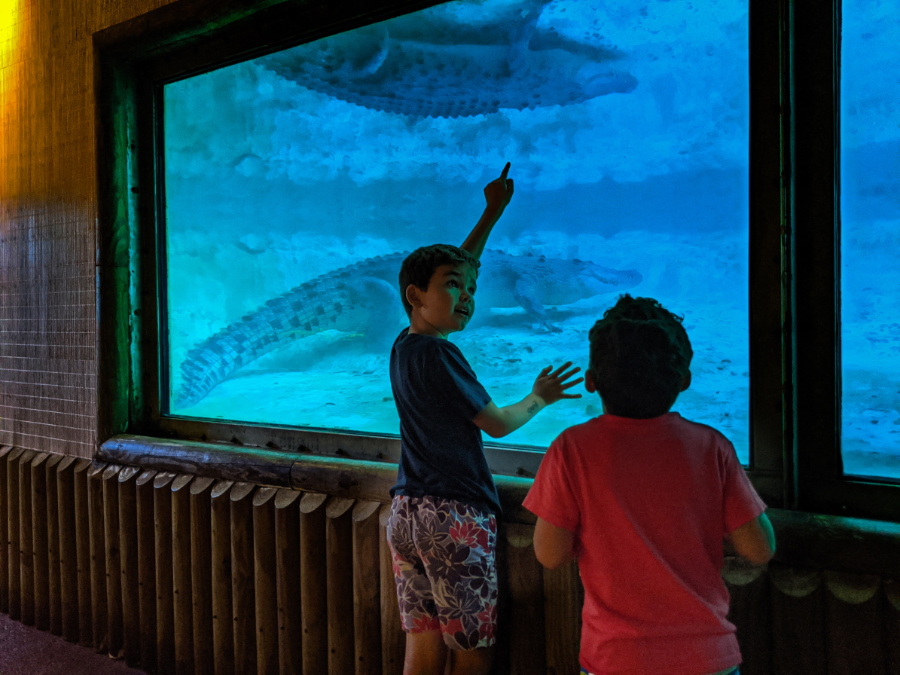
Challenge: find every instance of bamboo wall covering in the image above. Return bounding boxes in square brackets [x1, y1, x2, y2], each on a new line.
[0, 0, 180, 459]
[2, 446, 900, 674]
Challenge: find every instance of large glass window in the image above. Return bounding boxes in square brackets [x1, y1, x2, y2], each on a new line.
[161, 0, 751, 459]
[840, 0, 900, 480]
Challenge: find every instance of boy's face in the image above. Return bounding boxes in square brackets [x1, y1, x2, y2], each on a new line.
[406, 263, 477, 338]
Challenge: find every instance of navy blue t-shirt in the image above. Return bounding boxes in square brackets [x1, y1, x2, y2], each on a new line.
[389, 329, 501, 515]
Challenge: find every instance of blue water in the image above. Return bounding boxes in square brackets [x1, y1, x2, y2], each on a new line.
[163, 0, 756, 461]
[840, 0, 900, 480]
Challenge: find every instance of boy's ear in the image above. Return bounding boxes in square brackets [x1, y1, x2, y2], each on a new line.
[584, 370, 597, 394]
[405, 284, 421, 309]
[679, 370, 692, 392]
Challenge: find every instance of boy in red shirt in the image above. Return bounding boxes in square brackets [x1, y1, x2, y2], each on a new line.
[524, 295, 775, 675]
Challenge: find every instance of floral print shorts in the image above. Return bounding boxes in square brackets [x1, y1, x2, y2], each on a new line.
[386, 495, 498, 650]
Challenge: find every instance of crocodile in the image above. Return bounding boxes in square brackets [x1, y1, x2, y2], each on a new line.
[257, 2, 636, 119]
[173, 250, 641, 407]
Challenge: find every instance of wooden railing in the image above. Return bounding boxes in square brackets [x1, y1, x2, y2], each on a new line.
[2, 443, 900, 674]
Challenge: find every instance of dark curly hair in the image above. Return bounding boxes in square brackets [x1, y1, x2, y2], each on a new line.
[588, 294, 693, 419]
[398, 244, 480, 317]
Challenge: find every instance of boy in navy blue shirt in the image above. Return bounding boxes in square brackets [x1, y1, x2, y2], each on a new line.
[387, 163, 583, 675]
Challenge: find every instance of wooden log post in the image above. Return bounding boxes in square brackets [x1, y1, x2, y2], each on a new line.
[299, 492, 328, 675]
[89, 462, 110, 651]
[118, 466, 142, 667]
[73, 458, 93, 646]
[18, 449, 37, 626]
[136, 469, 158, 672]
[30, 452, 50, 631]
[543, 560, 583, 674]
[723, 561, 772, 675]
[352, 500, 382, 675]
[45, 454, 64, 636]
[211, 479, 236, 675]
[824, 571, 885, 675]
[769, 566, 826, 675]
[57, 456, 79, 642]
[6, 448, 25, 621]
[231, 482, 258, 675]
[274, 489, 302, 675]
[0, 446, 11, 615]
[504, 523, 547, 674]
[326, 496, 356, 675]
[190, 476, 216, 675]
[253, 487, 279, 675]
[103, 464, 124, 658]
[379, 503, 404, 675]
[154, 471, 177, 673]
[172, 474, 195, 675]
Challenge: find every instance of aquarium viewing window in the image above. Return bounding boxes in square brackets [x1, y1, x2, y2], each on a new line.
[839, 0, 900, 482]
[159, 0, 753, 461]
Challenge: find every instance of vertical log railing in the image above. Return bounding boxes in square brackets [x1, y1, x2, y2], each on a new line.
[136, 468, 158, 672]
[2, 449, 900, 674]
[118, 466, 141, 667]
[210, 479, 235, 675]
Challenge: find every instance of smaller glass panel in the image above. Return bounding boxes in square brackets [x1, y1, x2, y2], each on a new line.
[840, 0, 900, 480]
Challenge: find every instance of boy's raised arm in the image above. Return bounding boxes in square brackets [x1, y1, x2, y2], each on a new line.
[460, 162, 514, 260]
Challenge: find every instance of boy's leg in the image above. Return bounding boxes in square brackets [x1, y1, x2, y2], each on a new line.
[387, 496, 447, 674]
[389, 496, 499, 675]
[403, 630, 448, 675]
[446, 645, 495, 675]
[416, 498, 499, 670]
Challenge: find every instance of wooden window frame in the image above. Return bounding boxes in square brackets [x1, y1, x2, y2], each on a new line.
[94, 0, 898, 522]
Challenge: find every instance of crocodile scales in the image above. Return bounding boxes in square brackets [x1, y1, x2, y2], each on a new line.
[174, 250, 641, 407]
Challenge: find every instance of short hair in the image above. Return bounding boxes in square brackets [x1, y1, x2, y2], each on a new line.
[588, 294, 693, 418]
[398, 244, 480, 317]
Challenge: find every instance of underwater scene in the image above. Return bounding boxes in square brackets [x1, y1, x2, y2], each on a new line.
[163, 0, 755, 461]
[840, 0, 900, 480]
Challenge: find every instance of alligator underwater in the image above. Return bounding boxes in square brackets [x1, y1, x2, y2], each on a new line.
[174, 250, 642, 407]
[257, 2, 637, 119]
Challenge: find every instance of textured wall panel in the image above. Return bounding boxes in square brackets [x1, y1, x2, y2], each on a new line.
[0, 0, 179, 459]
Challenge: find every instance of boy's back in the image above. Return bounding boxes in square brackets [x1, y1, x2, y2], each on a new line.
[390, 329, 498, 514]
[524, 294, 774, 675]
[524, 411, 765, 674]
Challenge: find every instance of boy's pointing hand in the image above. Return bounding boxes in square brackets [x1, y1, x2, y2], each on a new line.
[484, 162, 514, 213]
[532, 362, 584, 405]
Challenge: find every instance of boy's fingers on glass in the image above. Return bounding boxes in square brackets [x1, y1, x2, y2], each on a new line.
[561, 378, 585, 390]
[549, 361, 574, 377]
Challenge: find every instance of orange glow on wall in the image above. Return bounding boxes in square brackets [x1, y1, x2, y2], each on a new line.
[1, 0, 22, 138]
[1, 0, 22, 198]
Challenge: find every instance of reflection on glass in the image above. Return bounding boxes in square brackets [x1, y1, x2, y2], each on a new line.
[840, 0, 900, 480]
[163, 0, 750, 460]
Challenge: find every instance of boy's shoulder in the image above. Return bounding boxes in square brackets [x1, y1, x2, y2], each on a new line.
[555, 412, 730, 445]
[666, 412, 732, 442]
[392, 331, 475, 381]
[394, 330, 466, 359]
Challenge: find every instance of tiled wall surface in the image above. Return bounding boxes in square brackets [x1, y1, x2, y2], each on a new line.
[0, 0, 175, 457]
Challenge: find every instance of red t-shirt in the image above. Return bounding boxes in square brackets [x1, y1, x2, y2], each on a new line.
[523, 412, 766, 675]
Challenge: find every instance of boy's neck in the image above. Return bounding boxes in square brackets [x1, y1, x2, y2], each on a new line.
[407, 321, 451, 339]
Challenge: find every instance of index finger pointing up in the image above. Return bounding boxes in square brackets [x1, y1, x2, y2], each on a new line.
[500, 162, 511, 180]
